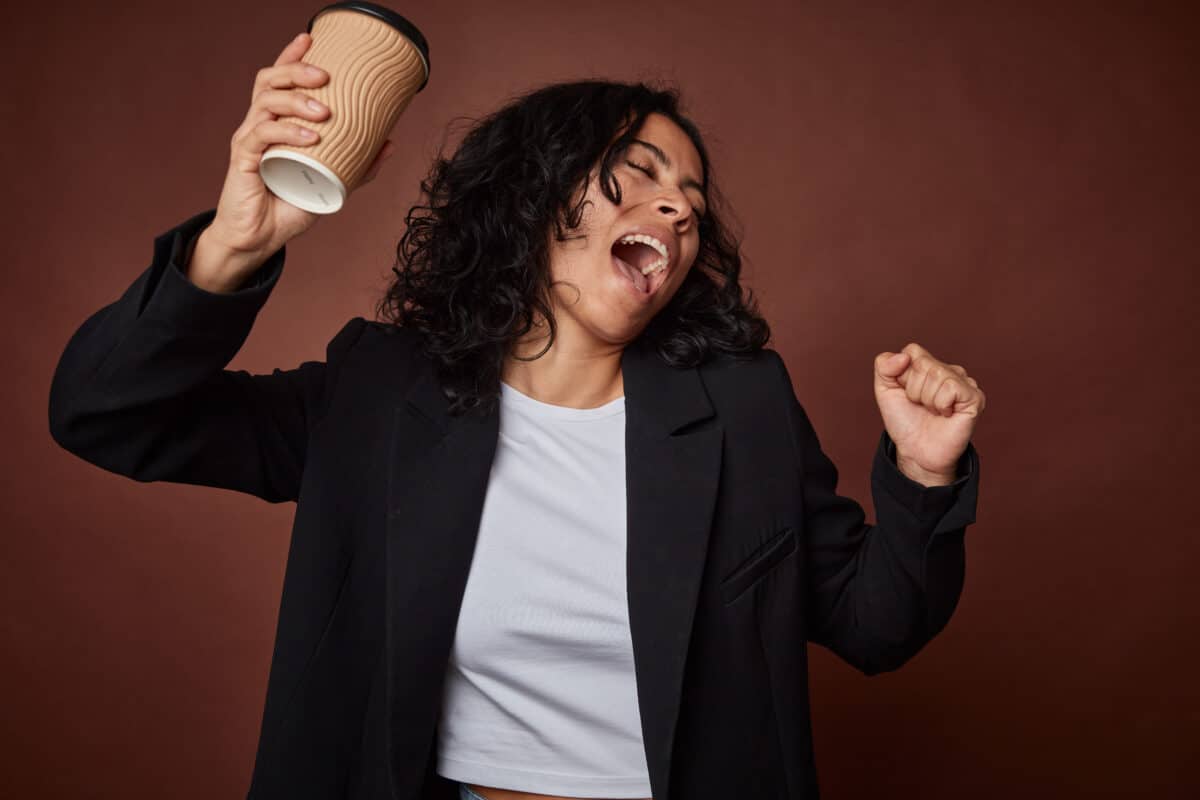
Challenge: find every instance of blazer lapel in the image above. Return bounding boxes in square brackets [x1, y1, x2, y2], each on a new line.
[383, 336, 723, 800]
[620, 336, 724, 800]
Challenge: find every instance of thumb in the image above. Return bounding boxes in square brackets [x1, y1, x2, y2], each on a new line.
[877, 351, 909, 375]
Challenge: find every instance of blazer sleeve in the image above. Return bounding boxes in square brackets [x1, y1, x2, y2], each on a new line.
[769, 350, 981, 676]
[48, 207, 368, 504]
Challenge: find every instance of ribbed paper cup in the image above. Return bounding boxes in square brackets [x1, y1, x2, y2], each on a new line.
[260, 2, 430, 214]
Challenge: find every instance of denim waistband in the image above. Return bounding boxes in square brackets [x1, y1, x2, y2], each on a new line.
[459, 783, 489, 800]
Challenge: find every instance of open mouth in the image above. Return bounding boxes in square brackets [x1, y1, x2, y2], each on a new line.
[611, 237, 669, 295]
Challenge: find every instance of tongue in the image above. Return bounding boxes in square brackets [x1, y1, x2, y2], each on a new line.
[615, 254, 648, 292]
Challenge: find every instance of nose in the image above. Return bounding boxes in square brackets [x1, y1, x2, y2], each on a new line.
[655, 188, 695, 232]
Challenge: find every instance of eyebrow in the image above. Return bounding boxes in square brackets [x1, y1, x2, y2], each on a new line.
[629, 139, 708, 209]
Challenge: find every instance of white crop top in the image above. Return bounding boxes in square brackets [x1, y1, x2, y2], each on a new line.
[434, 379, 653, 797]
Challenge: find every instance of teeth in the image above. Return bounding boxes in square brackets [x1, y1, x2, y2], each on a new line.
[617, 233, 669, 275]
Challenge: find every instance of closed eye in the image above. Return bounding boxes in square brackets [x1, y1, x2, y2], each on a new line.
[626, 159, 654, 177]
[625, 160, 707, 220]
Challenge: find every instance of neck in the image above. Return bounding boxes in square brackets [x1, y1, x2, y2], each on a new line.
[501, 320, 626, 409]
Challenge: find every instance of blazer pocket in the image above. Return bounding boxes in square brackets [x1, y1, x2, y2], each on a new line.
[720, 526, 797, 606]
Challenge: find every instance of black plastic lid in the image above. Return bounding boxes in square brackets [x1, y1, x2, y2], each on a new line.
[306, 2, 430, 93]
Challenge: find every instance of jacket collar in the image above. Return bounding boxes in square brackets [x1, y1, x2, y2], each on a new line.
[402, 333, 716, 439]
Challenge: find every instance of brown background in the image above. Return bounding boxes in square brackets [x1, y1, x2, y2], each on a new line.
[4, 0, 1197, 797]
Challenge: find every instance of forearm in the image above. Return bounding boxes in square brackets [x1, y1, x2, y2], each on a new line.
[48, 207, 292, 497]
[807, 431, 978, 674]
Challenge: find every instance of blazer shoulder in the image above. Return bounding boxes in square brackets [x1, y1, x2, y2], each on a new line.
[697, 346, 788, 407]
[700, 345, 785, 381]
[701, 344, 780, 365]
[350, 318, 421, 355]
[332, 318, 425, 388]
[304, 320, 426, 432]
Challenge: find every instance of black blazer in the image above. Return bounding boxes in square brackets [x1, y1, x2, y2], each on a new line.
[49, 208, 980, 800]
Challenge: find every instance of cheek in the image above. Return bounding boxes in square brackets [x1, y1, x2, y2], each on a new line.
[678, 240, 701, 278]
[658, 251, 696, 302]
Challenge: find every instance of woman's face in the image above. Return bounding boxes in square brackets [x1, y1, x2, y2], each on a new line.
[542, 112, 708, 349]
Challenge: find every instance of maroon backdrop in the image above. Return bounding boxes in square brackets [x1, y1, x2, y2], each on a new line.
[5, 1, 1197, 797]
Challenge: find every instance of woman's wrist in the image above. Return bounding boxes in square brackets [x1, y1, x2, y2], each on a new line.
[184, 227, 268, 294]
[895, 453, 957, 487]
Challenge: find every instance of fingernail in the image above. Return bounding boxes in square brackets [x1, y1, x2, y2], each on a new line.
[307, 99, 326, 112]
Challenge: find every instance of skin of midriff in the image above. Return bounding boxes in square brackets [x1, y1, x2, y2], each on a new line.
[467, 784, 652, 800]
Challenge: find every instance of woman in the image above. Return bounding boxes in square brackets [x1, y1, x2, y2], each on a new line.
[49, 32, 984, 800]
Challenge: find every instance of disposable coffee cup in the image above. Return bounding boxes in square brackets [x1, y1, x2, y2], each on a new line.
[260, 2, 430, 214]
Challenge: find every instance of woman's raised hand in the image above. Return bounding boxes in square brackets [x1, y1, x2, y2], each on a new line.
[202, 32, 396, 270]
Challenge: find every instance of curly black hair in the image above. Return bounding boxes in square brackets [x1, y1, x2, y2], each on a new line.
[374, 79, 771, 418]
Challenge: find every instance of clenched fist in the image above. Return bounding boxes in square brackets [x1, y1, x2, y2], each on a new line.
[874, 342, 986, 486]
